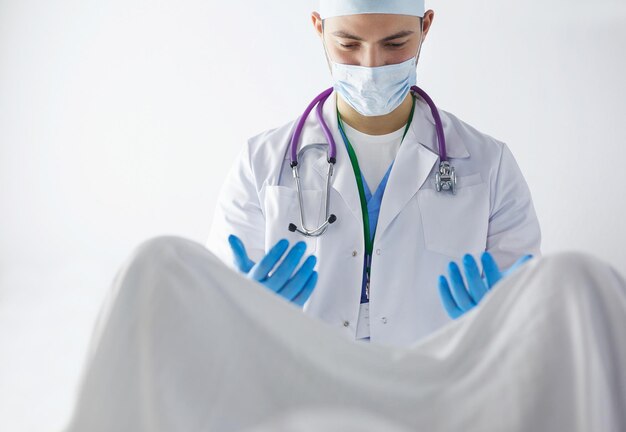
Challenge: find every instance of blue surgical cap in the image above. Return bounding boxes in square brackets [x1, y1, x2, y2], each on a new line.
[319, 0, 425, 19]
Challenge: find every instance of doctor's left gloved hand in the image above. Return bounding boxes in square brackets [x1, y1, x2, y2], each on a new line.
[438, 251, 533, 319]
[228, 234, 318, 307]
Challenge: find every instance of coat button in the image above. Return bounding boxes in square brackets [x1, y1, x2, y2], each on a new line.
[381, 317, 387, 324]
[376, 249, 381, 255]
[343, 320, 350, 327]
[352, 250, 358, 257]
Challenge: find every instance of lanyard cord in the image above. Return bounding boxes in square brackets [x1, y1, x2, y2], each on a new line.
[336, 94, 416, 260]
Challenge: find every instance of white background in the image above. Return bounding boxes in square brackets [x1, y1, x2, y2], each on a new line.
[1, 0, 625, 430]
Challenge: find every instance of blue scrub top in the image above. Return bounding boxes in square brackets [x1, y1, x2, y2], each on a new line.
[359, 163, 394, 303]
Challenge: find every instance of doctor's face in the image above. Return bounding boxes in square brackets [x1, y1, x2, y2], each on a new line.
[311, 11, 434, 68]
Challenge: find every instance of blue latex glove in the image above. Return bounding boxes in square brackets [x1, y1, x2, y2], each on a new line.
[228, 234, 318, 307]
[438, 251, 534, 319]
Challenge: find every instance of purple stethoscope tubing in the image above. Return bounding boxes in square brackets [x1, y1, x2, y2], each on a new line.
[410, 85, 447, 162]
[287, 85, 455, 237]
[289, 87, 337, 165]
[289, 85, 448, 166]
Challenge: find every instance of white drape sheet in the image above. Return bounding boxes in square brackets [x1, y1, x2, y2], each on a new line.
[64, 236, 626, 432]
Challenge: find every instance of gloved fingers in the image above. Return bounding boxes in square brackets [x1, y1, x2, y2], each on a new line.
[502, 254, 534, 278]
[463, 254, 488, 303]
[448, 261, 475, 311]
[265, 241, 307, 291]
[249, 239, 289, 282]
[228, 234, 255, 273]
[481, 251, 502, 289]
[438, 275, 463, 319]
[292, 271, 319, 307]
[279, 255, 317, 301]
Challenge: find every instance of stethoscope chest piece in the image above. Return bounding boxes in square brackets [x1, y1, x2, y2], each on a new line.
[436, 161, 457, 194]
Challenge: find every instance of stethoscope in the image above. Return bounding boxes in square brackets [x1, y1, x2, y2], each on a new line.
[288, 85, 456, 238]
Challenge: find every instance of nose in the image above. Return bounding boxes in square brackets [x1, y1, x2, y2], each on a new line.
[360, 47, 384, 67]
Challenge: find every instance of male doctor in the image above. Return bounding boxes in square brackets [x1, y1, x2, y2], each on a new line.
[207, 0, 541, 347]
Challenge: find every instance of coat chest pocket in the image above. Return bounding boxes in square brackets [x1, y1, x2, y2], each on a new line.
[417, 173, 489, 257]
[263, 185, 322, 255]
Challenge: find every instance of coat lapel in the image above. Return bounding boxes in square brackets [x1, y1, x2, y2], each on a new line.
[375, 96, 471, 238]
[375, 125, 438, 239]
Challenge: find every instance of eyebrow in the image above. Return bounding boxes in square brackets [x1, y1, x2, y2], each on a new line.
[331, 30, 415, 43]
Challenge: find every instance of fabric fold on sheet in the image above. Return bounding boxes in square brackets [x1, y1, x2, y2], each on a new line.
[64, 236, 626, 432]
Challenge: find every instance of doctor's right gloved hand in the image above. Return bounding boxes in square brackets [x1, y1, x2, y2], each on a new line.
[438, 251, 534, 319]
[228, 234, 318, 307]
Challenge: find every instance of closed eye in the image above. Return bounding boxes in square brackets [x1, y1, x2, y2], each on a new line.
[339, 42, 407, 48]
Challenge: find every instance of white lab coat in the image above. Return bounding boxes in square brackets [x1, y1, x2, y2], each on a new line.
[207, 90, 541, 347]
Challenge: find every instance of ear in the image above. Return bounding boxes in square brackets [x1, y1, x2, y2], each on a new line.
[311, 11, 324, 39]
[422, 10, 435, 37]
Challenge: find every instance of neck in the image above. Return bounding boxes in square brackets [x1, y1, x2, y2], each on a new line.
[337, 92, 414, 135]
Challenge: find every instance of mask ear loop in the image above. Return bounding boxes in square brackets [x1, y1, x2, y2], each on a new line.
[414, 17, 425, 68]
[321, 19, 335, 74]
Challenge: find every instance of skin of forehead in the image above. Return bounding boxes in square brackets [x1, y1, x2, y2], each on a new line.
[323, 13, 423, 41]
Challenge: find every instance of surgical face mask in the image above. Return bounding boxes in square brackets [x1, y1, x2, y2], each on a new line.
[323, 25, 424, 117]
[330, 56, 417, 116]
